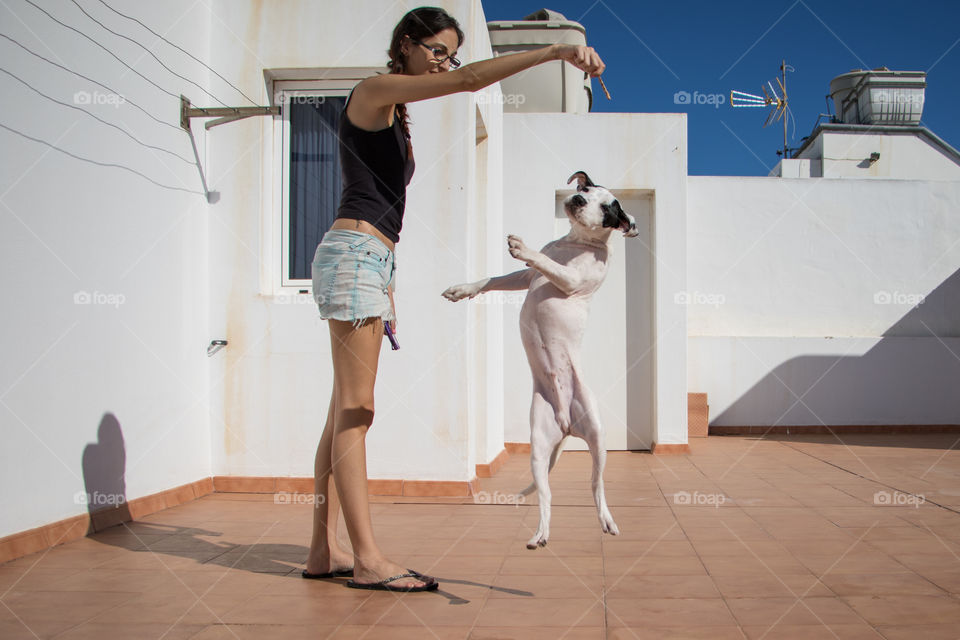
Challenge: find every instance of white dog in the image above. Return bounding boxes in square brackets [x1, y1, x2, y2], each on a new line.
[442, 171, 637, 548]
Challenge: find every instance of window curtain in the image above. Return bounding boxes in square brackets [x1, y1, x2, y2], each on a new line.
[289, 96, 345, 280]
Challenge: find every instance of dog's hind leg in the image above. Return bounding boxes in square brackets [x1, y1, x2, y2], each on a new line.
[517, 435, 567, 498]
[527, 390, 563, 549]
[573, 384, 619, 536]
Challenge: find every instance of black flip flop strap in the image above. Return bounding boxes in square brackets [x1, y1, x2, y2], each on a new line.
[378, 572, 420, 585]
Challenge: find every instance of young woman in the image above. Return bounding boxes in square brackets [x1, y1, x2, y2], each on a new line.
[305, 6, 605, 592]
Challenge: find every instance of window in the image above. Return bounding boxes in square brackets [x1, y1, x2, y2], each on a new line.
[277, 82, 355, 287]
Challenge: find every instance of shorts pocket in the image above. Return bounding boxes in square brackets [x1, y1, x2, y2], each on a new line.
[312, 241, 345, 267]
[311, 260, 342, 307]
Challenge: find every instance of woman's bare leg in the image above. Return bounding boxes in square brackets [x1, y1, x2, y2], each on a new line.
[306, 386, 353, 574]
[322, 318, 425, 588]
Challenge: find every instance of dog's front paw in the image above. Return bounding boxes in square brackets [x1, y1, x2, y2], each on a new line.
[441, 283, 480, 301]
[507, 235, 536, 264]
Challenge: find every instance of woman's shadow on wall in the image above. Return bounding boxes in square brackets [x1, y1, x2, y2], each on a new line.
[81, 413, 307, 574]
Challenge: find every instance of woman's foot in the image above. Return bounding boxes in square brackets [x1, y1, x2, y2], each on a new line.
[353, 557, 430, 589]
[305, 546, 354, 575]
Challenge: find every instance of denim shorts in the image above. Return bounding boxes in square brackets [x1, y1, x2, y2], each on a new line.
[311, 229, 396, 329]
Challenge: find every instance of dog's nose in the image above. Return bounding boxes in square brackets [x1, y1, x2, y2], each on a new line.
[569, 194, 586, 207]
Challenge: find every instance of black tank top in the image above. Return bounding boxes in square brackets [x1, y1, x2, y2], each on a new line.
[335, 87, 415, 243]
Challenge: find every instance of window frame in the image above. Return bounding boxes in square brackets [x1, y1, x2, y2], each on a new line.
[278, 82, 352, 289]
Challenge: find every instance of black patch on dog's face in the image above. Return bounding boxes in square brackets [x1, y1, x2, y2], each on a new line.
[601, 200, 626, 229]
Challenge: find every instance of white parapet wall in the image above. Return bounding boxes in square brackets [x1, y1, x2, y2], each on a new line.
[687, 176, 960, 427]
[793, 128, 960, 181]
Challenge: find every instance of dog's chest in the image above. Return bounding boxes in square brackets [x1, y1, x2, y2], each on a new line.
[533, 241, 608, 292]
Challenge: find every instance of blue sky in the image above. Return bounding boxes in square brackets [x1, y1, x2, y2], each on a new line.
[480, 0, 960, 176]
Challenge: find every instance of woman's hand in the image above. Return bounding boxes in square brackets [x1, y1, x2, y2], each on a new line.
[554, 44, 605, 77]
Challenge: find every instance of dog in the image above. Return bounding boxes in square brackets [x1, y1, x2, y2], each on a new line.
[442, 171, 637, 548]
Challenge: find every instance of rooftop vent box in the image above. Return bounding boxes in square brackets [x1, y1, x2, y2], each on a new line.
[829, 68, 926, 126]
[487, 9, 592, 113]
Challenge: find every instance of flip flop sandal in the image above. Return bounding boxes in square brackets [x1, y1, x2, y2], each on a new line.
[302, 568, 354, 579]
[346, 569, 439, 592]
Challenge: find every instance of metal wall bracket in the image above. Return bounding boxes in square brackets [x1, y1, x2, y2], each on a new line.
[207, 339, 228, 357]
[180, 95, 280, 131]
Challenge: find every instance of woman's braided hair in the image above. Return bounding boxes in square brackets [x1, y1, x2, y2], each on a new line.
[386, 7, 464, 140]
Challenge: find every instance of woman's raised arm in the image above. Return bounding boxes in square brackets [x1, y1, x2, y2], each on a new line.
[357, 44, 605, 108]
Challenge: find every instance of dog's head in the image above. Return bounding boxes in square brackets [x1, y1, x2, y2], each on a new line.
[563, 171, 638, 239]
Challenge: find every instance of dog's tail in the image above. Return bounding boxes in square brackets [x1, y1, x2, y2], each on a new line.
[518, 436, 569, 497]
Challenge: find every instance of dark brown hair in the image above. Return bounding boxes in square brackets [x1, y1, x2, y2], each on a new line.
[386, 7, 465, 139]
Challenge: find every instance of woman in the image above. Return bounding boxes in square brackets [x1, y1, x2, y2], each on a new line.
[305, 6, 605, 592]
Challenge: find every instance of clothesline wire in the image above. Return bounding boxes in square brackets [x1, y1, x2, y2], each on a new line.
[96, 0, 260, 107]
[0, 31, 182, 133]
[22, 0, 252, 114]
[66, 0, 237, 109]
[0, 64, 194, 163]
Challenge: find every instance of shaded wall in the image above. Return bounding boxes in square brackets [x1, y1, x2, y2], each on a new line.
[687, 176, 960, 426]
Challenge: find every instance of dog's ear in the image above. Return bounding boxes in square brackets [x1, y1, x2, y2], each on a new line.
[567, 171, 595, 192]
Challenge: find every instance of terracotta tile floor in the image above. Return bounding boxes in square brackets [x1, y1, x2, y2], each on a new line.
[3, 433, 960, 639]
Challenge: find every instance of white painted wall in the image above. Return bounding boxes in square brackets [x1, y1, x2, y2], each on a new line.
[687, 176, 960, 426]
[0, 0, 212, 538]
[206, 0, 503, 482]
[499, 112, 688, 449]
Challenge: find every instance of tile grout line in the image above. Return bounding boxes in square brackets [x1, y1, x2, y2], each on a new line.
[777, 440, 960, 517]
[704, 439, 947, 637]
[655, 463, 748, 636]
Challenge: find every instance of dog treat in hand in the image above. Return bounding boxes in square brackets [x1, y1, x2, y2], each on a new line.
[597, 76, 611, 100]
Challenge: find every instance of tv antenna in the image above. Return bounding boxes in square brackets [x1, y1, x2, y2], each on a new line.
[730, 59, 795, 158]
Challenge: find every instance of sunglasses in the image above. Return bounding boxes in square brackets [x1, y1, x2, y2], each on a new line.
[410, 38, 461, 69]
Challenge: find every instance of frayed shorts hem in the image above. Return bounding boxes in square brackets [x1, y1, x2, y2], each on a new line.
[321, 313, 394, 331]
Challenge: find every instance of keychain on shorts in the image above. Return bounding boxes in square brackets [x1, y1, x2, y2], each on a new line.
[384, 320, 400, 350]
